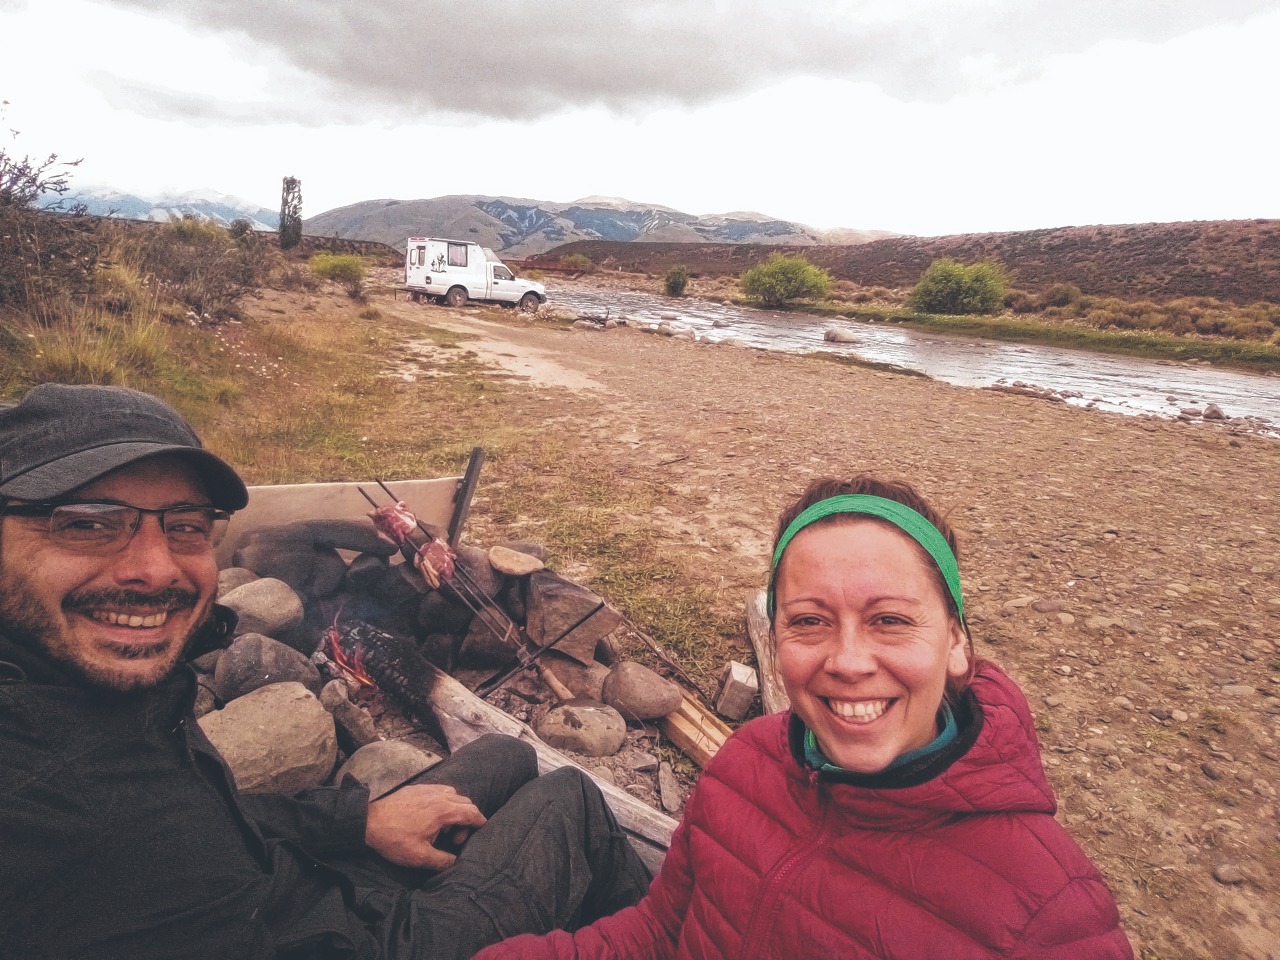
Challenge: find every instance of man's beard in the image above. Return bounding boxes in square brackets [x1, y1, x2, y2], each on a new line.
[0, 569, 208, 693]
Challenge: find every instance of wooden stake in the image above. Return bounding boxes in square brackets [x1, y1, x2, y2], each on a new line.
[746, 589, 790, 715]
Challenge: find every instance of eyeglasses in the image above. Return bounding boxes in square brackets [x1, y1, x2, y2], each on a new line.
[1, 501, 230, 555]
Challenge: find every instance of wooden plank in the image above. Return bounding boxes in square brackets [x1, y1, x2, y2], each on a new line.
[424, 663, 676, 872]
[746, 589, 790, 715]
[660, 693, 732, 767]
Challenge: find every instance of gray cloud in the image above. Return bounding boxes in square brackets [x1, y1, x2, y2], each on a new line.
[98, 0, 1275, 123]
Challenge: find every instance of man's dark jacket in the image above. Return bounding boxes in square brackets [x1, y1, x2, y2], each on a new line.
[0, 610, 384, 960]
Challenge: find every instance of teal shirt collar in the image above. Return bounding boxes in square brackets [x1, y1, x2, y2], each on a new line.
[803, 702, 958, 774]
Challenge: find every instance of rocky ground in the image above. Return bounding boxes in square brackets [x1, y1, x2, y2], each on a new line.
[360, 273, 1280, 958]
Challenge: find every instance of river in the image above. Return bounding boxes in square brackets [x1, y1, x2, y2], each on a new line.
[546, 283, 1280, 434]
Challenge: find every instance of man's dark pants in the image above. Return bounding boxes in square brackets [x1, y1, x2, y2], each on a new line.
[333, 735, 653, 959]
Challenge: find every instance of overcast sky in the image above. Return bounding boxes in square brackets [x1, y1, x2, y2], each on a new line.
[1, 0, 1276, 236]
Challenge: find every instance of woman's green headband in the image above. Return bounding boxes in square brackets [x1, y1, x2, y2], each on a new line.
[767, 494, 964, 621]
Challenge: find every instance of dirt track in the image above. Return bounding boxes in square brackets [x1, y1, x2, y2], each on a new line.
[381, 281, 1280, 959]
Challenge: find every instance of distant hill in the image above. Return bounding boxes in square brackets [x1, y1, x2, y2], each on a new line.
[534, 220, 1280, 305]
[303, 195, 894, 256]
[55, 187, 278, 230]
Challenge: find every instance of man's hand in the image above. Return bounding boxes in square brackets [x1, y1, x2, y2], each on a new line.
[364, 784, 487, 869]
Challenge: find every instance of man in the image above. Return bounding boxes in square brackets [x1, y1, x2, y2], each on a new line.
[0, 383, 650, 960]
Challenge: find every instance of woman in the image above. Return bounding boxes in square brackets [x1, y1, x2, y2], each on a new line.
[478, 476, 1133, 959]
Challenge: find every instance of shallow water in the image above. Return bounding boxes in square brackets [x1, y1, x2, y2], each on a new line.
[548, 284, 1280, 433]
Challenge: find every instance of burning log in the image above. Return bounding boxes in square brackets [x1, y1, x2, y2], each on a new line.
[324, 617, 446, 747]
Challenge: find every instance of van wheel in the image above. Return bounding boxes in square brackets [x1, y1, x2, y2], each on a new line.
[445, 286, 468, 308]
[519, 293, 541, 313]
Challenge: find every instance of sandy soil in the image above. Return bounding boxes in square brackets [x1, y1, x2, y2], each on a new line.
[376, 277, 1280, 959]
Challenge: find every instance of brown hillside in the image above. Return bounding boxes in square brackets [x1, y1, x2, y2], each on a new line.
[532, 220, 1280, 304]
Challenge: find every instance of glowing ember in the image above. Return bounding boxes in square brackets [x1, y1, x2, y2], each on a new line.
[324, 624, 375, 688]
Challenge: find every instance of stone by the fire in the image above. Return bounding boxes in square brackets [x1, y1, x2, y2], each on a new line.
[489, 545, 546, 576]
[602, 662, 683, 721]
[543, 652, 611, 702]
[496, 540, 547, 562]
[336, 740, 442, 800]
[458, 609, 521, 669]
[452, 545, 506, 602]
[320, 680, 380, 752]
[198, 682, 337, 795]
[658, 761, 684, 814]
[535, 699, 627, 757]
[215, 632, 323, 702]
[526, 572, 623, 665]
[217, 566, 259, 598]
[346, 553, 390, 593]
[417, 591, 475, 636]
[220, 578, 306, 645]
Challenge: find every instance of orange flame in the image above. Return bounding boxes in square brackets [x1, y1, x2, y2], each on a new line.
[325, 625, 376, 688]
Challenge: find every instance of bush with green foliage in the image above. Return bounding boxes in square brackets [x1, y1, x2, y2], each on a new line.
[309, 253, 366, 298]
[909, 259, 1008, 315]
[562, 253, 595, 273]
[664, 264, 689, 297]
[740, 255, 831, 307]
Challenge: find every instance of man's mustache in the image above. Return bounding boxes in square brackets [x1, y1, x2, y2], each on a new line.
[63, 587, 200, 614]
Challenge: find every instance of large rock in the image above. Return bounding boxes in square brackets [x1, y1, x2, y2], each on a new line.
[199, 682, 336, 794]
[417, 591, 474, 636]
[823, 327, 858, 343]
[215, 633, 323, 702]
[543, 652, 611, 701]
[346, 553, 391, 593]
[219, 578, 305, 645]
[320, 679, 380, 752]
[496, 541, 547, 562]
[335, 741, 441, 799]
[449, 545, 505, 603]
[233, 519, 394, 599]
[217, 567, 259, 598]
[601, 661, 683, 720]
[458, 610, 521, 669]
[525, 571, 623, 664]
[535, 699, 627, 757]
[489, 545, 545, 576]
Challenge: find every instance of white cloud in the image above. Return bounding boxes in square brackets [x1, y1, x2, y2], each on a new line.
[1, 0, 1276, 234]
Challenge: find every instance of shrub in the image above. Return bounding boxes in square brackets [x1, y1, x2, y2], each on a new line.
[121, 218, 268, 320]
[740, 255, 831, 307]
[309, 253, 366, 298]
[1040, 282, 1081, 309]
[909, 259, 1008, 315]
[664, 264, 689, 297]
[1004, 289, 1036, 314]
[562, 254, 594, 273]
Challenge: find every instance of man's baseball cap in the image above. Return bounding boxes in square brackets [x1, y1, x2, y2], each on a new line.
[0, 384, 249, 510]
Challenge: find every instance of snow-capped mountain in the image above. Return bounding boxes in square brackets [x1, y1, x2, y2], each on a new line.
[56, 186, 278, 230]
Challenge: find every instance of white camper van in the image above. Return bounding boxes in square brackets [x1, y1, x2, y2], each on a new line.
[404, 237, 546, 311]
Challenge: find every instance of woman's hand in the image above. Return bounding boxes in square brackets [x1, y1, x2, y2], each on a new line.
[364, 784, 487, 869]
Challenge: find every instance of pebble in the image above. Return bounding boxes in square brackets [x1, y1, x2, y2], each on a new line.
[1150, 707, 1172, 721]
[1171, 709, 1189, 723]
[1220, 685, 1255, 698]
[1056, 665, 1072, 676]
[1201, 762, 1223, 781]
[1212, 864, 1245, 885]
[1044, 695, 1064, 707]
